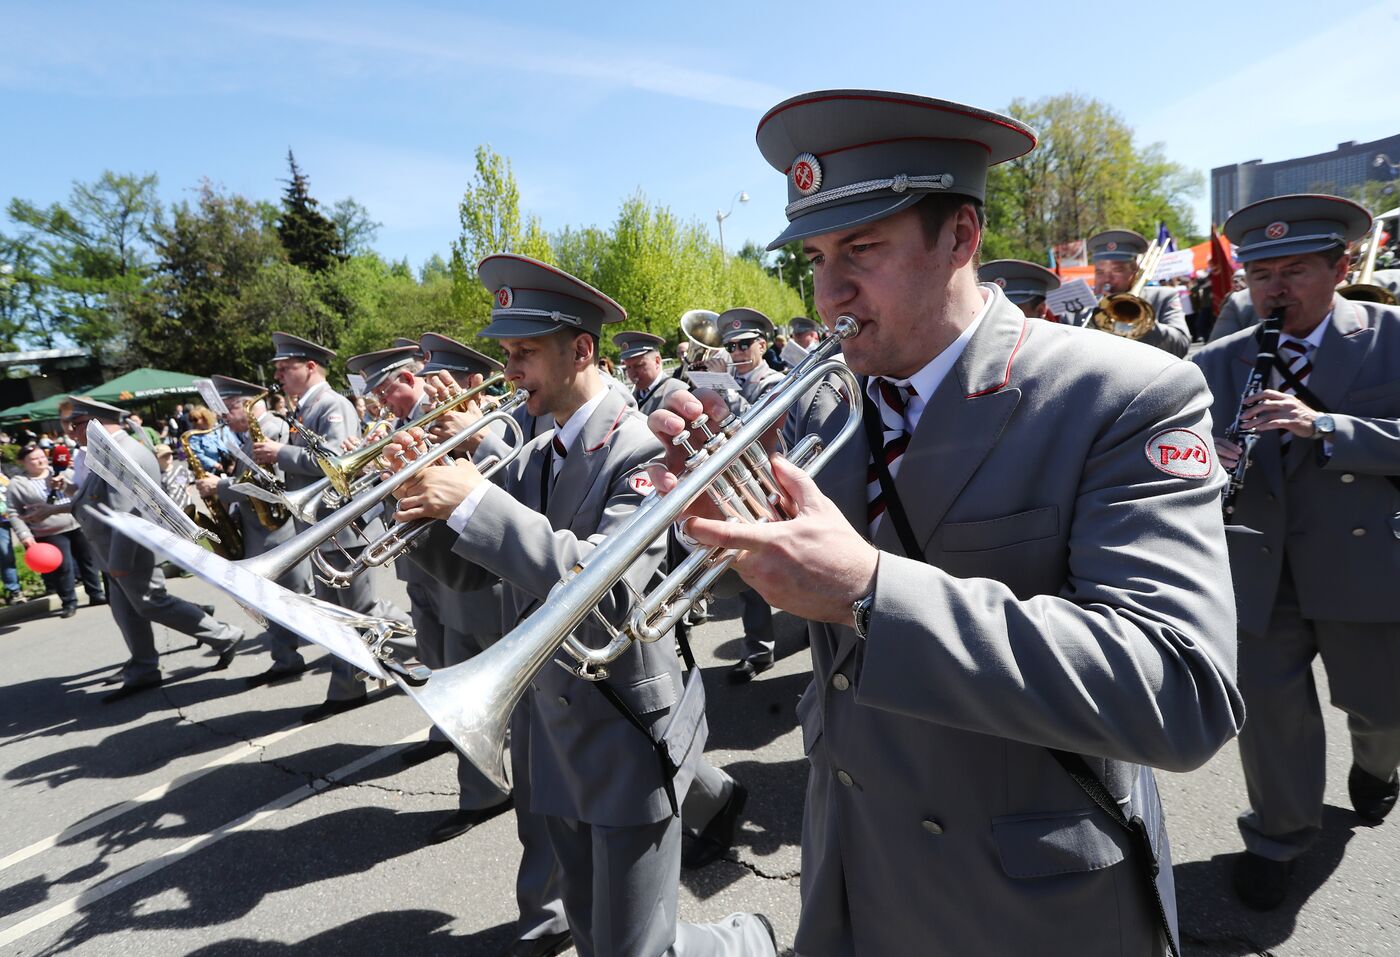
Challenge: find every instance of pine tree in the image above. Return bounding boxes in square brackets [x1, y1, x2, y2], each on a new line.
[276, 150, 344, 272]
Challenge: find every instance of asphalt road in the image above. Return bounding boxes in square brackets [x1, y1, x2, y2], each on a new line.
[0, 570, 1396, 956]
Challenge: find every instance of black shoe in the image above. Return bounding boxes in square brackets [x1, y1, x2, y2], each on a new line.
[755, 913, 777, 951]
[89, 595, 108, 606]
[245, 662, 308, 688]
[728, 654, 774, 684]
[300, 695, 369, 724]
[211, 630, 245, 671]
[101, 674, 162, 703]
[498, 929, 572, 957]
[1232, 851, 1293, 911]
[1349, 765, 1399, 824]
[60, 605, 78, 619]
[401, 739, 454, 768]
[200, 604, 216, 617]
[683, 781, 748, 869]
[427, 798, 514, 845]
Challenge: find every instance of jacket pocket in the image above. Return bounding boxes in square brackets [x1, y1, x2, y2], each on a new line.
[992, 808, 1128, 879]
[610, 672, 677, 717]
[1344, 379, 1400, 410]
[940, 506, 1059, 553]
[795, 681, 823, 755]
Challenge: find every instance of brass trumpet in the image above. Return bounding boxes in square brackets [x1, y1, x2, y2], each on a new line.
[1339, 214, 1398, 305]
[401, 317, 863, 791]
[1090, 238, 1167, 339]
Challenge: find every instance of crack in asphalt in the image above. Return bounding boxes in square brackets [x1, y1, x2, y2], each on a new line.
[725, 855, 801, 883]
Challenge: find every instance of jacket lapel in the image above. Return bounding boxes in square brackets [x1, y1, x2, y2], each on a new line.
[547, 388, 628, 527]
[1285, 295, 1370, 477]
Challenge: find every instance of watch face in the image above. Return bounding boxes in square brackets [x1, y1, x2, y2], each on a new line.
[1317, 415, 1335, 434]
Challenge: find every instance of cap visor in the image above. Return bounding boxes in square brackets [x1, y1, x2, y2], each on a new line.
[765, 194, 921, 251]
[478, 317, 570, 339]
[1236, 237, 1345, 264]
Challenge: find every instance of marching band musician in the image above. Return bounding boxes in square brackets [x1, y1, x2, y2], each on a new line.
[1192, 194, 1400, 911]
[787, 316, 824, 352]
[199, 375, 312, 687]
[63, 395, 245, 701]
[386, 254, 776, 957]
[1068, 229, 1191, 356]
[978, 259, 1061, 320]
[650, 89, 1243, 956]
[251, 332, 406, 723]
[614, 330, 688, 415]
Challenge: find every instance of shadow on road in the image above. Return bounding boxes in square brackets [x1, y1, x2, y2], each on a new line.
[1173, 804, 1358, 955]
[181, 911, 516, 956]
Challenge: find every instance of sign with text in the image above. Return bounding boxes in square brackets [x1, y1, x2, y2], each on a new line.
[1046, 279, 1098, 318]
[1153, 250, 1196, 281]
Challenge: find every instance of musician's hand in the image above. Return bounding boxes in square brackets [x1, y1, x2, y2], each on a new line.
[252, 440, 283, 466]
[195, 476, 220, 499]
[1214, 438, 1243, 470]
[684, 455, 878, 625]
[392, 458, 483, 521]
[1240, 389, 1319, 438]
[701, 355, 729, 374]
[339, 436, 361, 453]
[422, 370, 473, 406]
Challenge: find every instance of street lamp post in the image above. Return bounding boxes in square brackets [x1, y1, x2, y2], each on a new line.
[716, 190, 749, 256]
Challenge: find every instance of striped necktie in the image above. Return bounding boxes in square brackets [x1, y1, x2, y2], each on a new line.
[867, 379, 917, 530]
[1277, 339, 1313, 449]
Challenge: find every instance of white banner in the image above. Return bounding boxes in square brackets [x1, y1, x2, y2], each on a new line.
[1153, 250, 1195, 281]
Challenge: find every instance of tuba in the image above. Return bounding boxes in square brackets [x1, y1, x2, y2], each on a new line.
[679, 308, 727, 372]
[1089, 238, 1168, 339]
[179, 426, 244, 560]
[1338, 214, 1398, 305]
[401, 317, 865, 791]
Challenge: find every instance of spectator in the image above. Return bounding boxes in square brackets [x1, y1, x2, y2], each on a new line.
[182, 407, 233, 474]
[0, 479, 21, 605]
[7, 443, 105, 616]
[153, 444, 193, 508]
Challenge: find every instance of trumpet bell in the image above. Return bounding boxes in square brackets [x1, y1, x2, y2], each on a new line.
[679, 308, 723, 350]
[398, 656, 511, 792]
[1090, 292, 1156, 339]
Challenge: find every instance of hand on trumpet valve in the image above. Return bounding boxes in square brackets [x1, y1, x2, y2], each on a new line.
[384, 426, 485, 522]
[340, 435, 362, 453]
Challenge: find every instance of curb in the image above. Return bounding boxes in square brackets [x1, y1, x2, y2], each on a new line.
[0, 594, 62, 627]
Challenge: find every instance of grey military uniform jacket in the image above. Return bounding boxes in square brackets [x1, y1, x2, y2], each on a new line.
[72, 430, 161, 576]
[215, 412, 295, 554]
[274, 382, 382, 546]
[411, 388, 696, 827]
[723, 361, 784, 417]
[784, 289, 1242, 956]
[634, 375, 688, 416]
[1207, 289, 1257, 343]
[1193, 295, 1400, 635]
[1071, 285, 1191, 357]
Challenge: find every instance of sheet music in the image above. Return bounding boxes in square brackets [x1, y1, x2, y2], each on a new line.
[85, 421, 213, 545]
[90, 507, 391, 679]
[194, 378, 229, 415]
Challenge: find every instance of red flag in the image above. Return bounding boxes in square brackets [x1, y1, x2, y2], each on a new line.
[1209, 226, 1235, 312]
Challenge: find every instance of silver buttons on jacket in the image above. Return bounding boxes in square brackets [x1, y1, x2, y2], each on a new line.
[1352, 528, 1367, 537]
[1341, 473, 1356, 483]
[921, 819, 944, 835]
[831, 673, 850, 691]
[836, 769, 854, 787]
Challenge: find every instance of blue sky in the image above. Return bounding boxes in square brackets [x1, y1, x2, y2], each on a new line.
[3, 0, 1397, 269]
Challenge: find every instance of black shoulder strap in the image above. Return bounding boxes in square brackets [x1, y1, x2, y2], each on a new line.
[860, 386, 1180, 956]
[591, 679, 679, 817]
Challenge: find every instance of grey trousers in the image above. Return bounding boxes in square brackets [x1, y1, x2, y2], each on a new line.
[314, 546, 404, 701]
[737, 588, 774, 661]
[682, 760, 734, 838]
[511, 703, 568, 943]
[254, 538, 311, 671]
[110, 563, 240, 683]
[1237, 569, 1400, 861]
[543, 812, 774, 957]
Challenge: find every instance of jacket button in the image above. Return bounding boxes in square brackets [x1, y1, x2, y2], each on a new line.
[557, 695, 569, 706]
[1352, 527, 1366, 537]
[1261, 546, 1271, 555]
[921, 818, 944, 835]
[831, 674, 850, 691]
[1341, 473, 1356, 483]
[836, 769, 854, 787]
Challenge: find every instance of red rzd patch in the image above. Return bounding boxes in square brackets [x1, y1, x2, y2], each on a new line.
[1145, 428, 1212, 479]
[628, 472, 655, 496]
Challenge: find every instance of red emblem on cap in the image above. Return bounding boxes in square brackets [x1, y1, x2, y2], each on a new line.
[1265, 222, 1289, 240]
[994, 277, 1007, 288]
[731, 319, 742, 329]
[496, 286, 514, 308]
[1106, 241, 1118, 252]
[791, 152, 822, 196]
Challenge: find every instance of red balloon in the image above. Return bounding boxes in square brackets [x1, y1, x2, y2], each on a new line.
[24, 542, 63, 575]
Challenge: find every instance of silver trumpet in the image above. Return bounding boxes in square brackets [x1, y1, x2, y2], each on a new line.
[401, 316, 863, 791]
[311, 390, 528, 588]
[233, 388, 528, 588]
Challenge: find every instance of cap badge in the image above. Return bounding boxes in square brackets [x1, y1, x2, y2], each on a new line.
[1265, 222, 1289, 240]
[1105, 241, 1118, 252]
[791, 153, 822, 196]
[731, 319, 742, 329]
[496, 286, 514, 308]
[994, 277, 1007, 288]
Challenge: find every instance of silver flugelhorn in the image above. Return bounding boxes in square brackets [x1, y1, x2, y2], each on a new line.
[235, 388, 528, 588]
[401, 317, 862, 791]
[312, 389, 529, 587]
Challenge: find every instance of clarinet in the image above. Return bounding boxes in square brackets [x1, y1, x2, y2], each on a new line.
[1221, 309, 1284, 517]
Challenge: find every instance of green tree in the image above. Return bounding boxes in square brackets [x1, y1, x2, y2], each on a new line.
[330, 197, 382, 256]
[3, 171, 162, 358]
[769, 241, 814, 317]
[984, 94, 1202, 261]
[276, 151, 344, 273]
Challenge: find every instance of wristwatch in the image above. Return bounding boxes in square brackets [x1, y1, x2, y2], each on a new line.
[1313, 414, 1336, 437]
[851, 592, 875, 640]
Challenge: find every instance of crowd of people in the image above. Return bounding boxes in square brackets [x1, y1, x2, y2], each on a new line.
[19, 87, 1400, 957]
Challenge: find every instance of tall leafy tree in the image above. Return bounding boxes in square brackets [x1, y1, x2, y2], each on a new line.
[276, 151, 344, 273]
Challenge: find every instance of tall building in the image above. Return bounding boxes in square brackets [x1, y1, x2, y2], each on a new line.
[1211, 133, 1400, 225]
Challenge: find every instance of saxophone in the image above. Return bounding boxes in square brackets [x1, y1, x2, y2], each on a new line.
[179, 427, 245, 560]
[243, 393, 291, 529]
